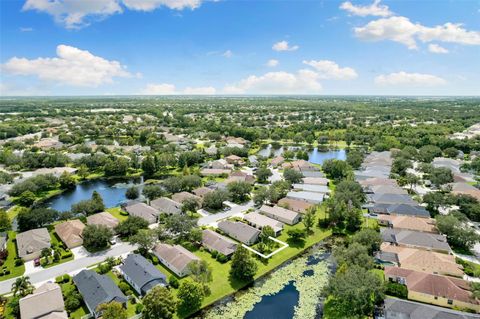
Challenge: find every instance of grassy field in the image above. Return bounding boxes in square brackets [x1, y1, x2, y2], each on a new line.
[0, 231, 25, 282]
[106, 207, 129, 221]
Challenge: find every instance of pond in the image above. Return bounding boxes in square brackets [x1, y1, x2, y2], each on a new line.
[257, 144, 300, 157]
[45, 178, 143, 212]
[308, 148, 346, 165]
[202, 248, 332, 319]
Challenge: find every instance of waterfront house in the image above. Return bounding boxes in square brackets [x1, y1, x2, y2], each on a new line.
[377, 215, 436, 233]
[202, 229, 238, 257]
[120, 254, 167, 295]
[259, 205, 301, 225]
[217, 220, 260, 245]
[150, 197, 182, 215]
[381, 229, 451, 254]
[87, 212, 119, 230]
[124, 202, 160, 224]
[152, 243, 200, 277]
[55, 220, 85, 249]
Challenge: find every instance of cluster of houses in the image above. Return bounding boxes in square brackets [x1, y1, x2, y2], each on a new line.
[16, 211, 119, 262]
[356, 152, 480, 314]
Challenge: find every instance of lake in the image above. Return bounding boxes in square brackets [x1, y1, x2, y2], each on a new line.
[46, 178, 143, 212]
[203, 248, 332, 319]
[308, 148, 346, 165]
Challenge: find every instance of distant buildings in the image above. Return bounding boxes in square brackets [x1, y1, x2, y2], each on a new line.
[381, 228, 451, 254]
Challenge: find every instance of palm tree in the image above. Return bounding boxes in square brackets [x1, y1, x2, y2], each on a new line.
[11, 276, 33, 297]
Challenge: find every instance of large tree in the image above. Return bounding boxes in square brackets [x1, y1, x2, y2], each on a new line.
[142, 286, 177, 319]
[177, 279, 205, 314]
[97, 301, 127, 319]
[82, 224, 113, 251]
[230, 246, 258, 282]
[17, 208, 57, 232]
[115, 216, 149, 238]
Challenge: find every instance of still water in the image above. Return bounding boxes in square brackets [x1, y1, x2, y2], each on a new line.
[308, 148, 346, 165]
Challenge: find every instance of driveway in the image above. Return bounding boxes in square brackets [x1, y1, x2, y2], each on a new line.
[198, 200, 254, 227]
[0, 242, 137, 295]
[268, 168, 282, 183]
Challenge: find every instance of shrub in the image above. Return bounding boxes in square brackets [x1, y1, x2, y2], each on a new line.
[55, 275, 64, 283]
[61, 252, 73, 259]
[135, 303, 144, 314]
[169, 275, 179, 289]
[120, 210, 129, 216]
[386, 282, 408, 299]
[150, 255, 159, 265]
[14, 259, 24, 267]
[118, 282, 131, 294]
[3, 269, 10, 275]
[63, 274, 71, 283]
[211, 250, 218, 258]
[216, 253, 229, 263]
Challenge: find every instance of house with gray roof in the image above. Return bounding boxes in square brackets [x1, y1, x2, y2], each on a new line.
[384, 297, 480, 319]
[244, 212, 284, 236]
[368, 193, 417, 206]
[259, 205, 301, 225]
[73, 269, 127, 318]
[286, 191, 324, 204]
[381, 228, 451, 254]
[292, 183, 330, 194]
[120, 254, 167, 295]
[152, 244, 200, 277]
[202, 229, 238, 257]
[124, 202, 160, 224]
[217, 220, 260, 245]
[369, 203, 430, 218]
[16, 228, 51, 261]
[150, 197, 182, 215]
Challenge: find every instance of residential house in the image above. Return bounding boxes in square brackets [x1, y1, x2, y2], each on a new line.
[378, 244, 463, 277]
[381, 228, 451, 254]
[217, 220, 260, 245]
[378, 215, 437, 233]
[292, 183, 329, 194]
[16, 228, 51, 261]
[172, 192, 201, 204]
[369, 203, 431, 218]
[384, 266, 480, 312]
[202, 229, 238, 257]
[301, 177, 329, 186]
[282, 160, 316, 171]
[55, 220, 86, 249]
[225, 137, 247, 148]
[368, 193, 418, 206]
[150, 197, 182, 215]
[124, 202, 160, 224]
[225, 155, 243, 165]
[244, 212, 284, 236]
[152, 244, 200, 277]
[259, 205, 301, 225]
[200, 168, 231, 176]
[73, 269, 127, 318]
[120, 254, 167, 295]
[270, 156, 285, 167]
[450, 182, 480, 201]
[286, 191, 324, 204]
[207, 159, 232, 170]
[226, 171, 255, 184]
[278, 198, 313, 213]
[192, 187, 213, 198]
[87, 212, 119, 230]
[19, 282, 67, 319]
[384, 297, 480, 319]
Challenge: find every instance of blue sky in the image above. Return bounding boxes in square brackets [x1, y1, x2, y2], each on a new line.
[1, 0, 479, 96]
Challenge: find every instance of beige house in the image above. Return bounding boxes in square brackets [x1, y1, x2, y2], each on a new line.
[55, 220, 86, 249]
[20, 282, 67, 319]
[87, 212, 119, 230]
[278, 198, 313, 213]
[16, 228, 51, 261]
[378, 215, 437, 233]
[153, 244, 200, 277]
[259, 205, 301, 225]
[385, 266, 480, 312]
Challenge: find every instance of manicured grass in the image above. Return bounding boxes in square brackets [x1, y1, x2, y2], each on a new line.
[107, 207, 129, 221]
[0, 231, 25, 282]
[6, 206, 22, 221]
[60, 280, 88, 319]
[43, 228, 74, 268]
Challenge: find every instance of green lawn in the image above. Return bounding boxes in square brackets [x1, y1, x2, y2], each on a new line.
[43, 227, 74, 268]
[60, 280, 88, 319]
[106, 207, 129, 221]
[0, 231, 25, 282]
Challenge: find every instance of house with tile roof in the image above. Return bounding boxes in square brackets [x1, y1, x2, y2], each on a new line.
[55, 220, 85, 249]
[259, 205, 300, 225]
[378, 215, 437, 233]
[124, 202, 160, 224]
[202, 229, 237, 257]
[16, 228, 51, 261]
[217, 220, 260, 245]
[150, 197, 182, 215]
[87, 212, 119, 230]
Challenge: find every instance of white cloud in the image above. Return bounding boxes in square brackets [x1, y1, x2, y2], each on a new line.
[303, 60, 358, 80]
[22, 0, 204, 29]
[374, 72, 447, 86]
[272, 41, 299, 52]
[122, 0, 201, 11]
[223, 69, 322, 94]
[222, 50, 233, 58]
[428, 43, 449, 54]
[141, 83, 216, 95]
[354, 16, 480, 49]
[266, 59, 279, 67]
[340, 0, 392, 17]
[1, 44, 131, 87]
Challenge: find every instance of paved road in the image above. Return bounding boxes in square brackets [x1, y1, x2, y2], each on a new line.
[0, 242, 137, 295]
[198, 200, 254, 227]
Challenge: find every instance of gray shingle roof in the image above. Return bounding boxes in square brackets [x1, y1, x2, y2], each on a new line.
[218, 220, 260, 245]
[150, 197, 182, 215]
[381, 228, 451, 253]
[124, 202, 160, 224]
[202, 229, 237, 256]
[384, 297, 480, 319]
[73, 269, 127, 315]
[120, 254, 167, 295]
